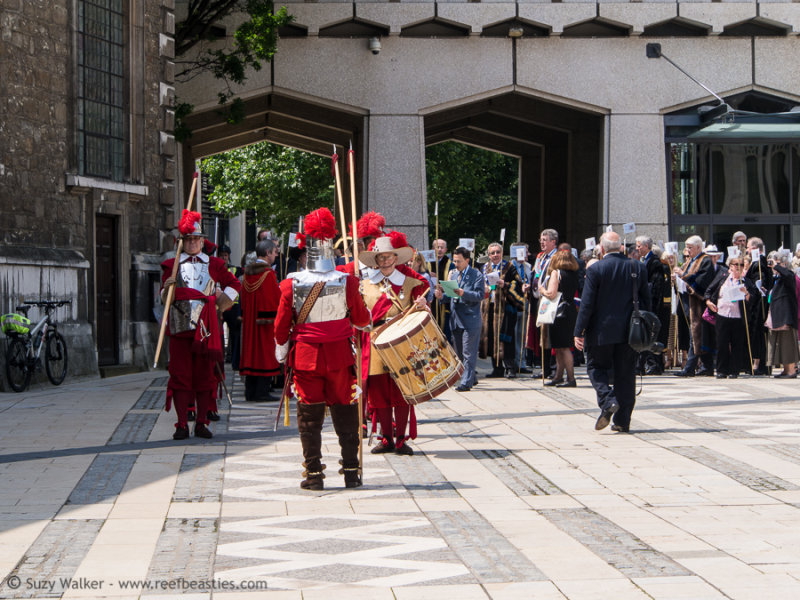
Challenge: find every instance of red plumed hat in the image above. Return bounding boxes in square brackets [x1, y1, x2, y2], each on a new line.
[295, 233, 306, 250]
[349, 211, 385, 240]
[178, 210, 204, 237]
[388, 230, 408, 250]
[304, 207, 338, 241]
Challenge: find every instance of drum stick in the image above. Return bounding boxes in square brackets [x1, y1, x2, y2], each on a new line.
[154, 173, 199, 368]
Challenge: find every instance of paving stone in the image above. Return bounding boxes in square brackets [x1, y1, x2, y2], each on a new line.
[468, 448, 564, 496]
[133, 389, 164, 410]
[0, 520, 104, 598]
[667, 410, 753, 439]
[754, 443, 800, 464]
[426, 510, 547, 582]
[385, 452, 459, 498]
[107, 413, 159, 445]
[149, 376, 170, 387]
[539, 508, 691, 578]
[173, 454, 224, 502]
[146, 518, 218, 586]
[67, 453, 138, 504]
[670, 445, 799, 492]
[537, 386, 594, 410]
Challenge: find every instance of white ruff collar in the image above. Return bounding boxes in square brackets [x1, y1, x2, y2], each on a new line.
[369, 269, 405, 286]
[180, 252, 208, 263]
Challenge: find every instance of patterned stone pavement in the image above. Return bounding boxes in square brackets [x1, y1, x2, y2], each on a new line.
[2, 363, 800, 599]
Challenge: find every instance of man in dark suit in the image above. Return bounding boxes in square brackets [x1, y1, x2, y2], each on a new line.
[435, 247, 484, 392]
[574, 232, 650, 432]
[636, 236, 665, 375]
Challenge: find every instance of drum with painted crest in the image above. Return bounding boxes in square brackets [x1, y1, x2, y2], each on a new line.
[371, 308, 463, 405]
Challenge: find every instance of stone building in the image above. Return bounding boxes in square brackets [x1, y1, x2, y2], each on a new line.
[0, 0, 178, 387]
[178, 0, 800, 259]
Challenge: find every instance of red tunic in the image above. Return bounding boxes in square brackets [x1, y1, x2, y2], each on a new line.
[239, 261, 281, 377]
[160, 253, 242, 391]
[274, 274, 371, 405]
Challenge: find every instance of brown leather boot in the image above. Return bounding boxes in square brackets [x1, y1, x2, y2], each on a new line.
[297, 402, 326, 490]
[331, 403, 362, 488]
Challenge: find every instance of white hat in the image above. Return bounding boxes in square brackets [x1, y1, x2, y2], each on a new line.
[705, 244, 723, 256]
[360, 233, 414, 268]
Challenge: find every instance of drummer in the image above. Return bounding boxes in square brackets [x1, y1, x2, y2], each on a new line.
[360, 231, 430, 455]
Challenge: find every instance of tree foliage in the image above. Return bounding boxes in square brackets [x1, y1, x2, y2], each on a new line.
[426, 142, 519, 256]
[200, 142, 334, 237]
[174, 0, 292, 139]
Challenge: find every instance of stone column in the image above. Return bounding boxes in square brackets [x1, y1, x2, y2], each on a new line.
[366, 115, 428, 249]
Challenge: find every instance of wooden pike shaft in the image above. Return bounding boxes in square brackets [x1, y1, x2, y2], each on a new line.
[348, 147, 364, 480]
[333, 151, 351, 263]
[153, 173, 199, 368]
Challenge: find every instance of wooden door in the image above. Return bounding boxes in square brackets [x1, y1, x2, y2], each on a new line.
[95, 215, 118, 365]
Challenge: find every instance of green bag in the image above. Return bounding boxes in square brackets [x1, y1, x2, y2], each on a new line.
[1, 313, 31, 336]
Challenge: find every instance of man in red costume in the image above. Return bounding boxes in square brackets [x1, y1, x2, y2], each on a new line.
[360, 233, 430, 455]
[161, 210, 242, 440]
[274, 208, 372, 490]
[240, 238, 281, 401]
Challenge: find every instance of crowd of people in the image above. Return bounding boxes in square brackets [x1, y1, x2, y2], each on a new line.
[159, 209, 799, 487]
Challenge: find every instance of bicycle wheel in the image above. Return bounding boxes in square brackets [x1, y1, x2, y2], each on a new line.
[45, 331, 68, 385]
[5, 337, 32, 393]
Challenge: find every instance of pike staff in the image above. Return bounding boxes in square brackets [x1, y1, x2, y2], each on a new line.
[154, 172, 199, 368]
[347, 142, 365, 482]
[332, 147, 351, 263]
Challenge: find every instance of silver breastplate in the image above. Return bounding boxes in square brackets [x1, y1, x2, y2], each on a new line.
[293, 272, 348, 323]
[170, 259, 215, 334]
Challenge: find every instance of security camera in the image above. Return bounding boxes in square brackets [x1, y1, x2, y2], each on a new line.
[368, 37, 381, 55]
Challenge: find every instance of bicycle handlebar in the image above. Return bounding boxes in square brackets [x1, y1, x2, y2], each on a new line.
[16, 300, 71, 312]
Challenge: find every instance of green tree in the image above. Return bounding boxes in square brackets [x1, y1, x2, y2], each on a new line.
[426, 142, 519, 256]
[174, 0, 293, 139]
[200, 142, 334, 236]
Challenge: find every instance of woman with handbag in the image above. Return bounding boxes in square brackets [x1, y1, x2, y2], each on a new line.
[766, 250, 799, 378]
[704, 256, 756, 379]
[539, 249, 579, 387]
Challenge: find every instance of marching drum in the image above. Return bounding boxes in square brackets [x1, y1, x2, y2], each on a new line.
[372, 308, 463, 405]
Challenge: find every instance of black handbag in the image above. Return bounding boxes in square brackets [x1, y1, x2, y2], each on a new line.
[628, 265, 663, 353]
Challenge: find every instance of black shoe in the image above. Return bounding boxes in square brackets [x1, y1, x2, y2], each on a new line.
[753, 367, 769, 376]
[715, 373, 727, 379]
[505, 370, 516, 379]
[187, 410, 196, 421]
[644, 368, 663, 376]
[172, 426, 190, 440]
[370, 438, 395, 454]
[207, 411, 220, 421]
[544, 378, 564, 387]
[194, 423, 213, 439]
[696, 369, 714, 377]
[611, 423, 630, 433]
[455, 385, 471, 392]
[394, 442, 414, 456]
[519, 367, 532, 374]
[674, 370, 694, 378]
[595, 402, 620, 431]
[486, 370, 505, 379]
[556, 379, 577, 388]
[728, 374, 738, 379]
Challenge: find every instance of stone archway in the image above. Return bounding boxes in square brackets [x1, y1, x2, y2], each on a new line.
[423, 91, 604, 246]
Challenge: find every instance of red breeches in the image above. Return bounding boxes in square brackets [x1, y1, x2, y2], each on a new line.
[293, 365, 357, 406]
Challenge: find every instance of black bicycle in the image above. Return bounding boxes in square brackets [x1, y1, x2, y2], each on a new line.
[4, 300, 70, 393]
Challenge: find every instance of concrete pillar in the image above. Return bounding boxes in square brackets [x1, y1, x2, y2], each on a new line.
[607, 113, 668, 242]
[229, 212, 247, 267]
[366, 115, 428, 248]
[518, 151, 543, 245]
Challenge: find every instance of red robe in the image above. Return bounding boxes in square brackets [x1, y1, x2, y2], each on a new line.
[274, 274, 371, 405]
[239, 261, 281, 378]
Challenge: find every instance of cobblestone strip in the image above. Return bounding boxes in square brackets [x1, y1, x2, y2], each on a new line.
[106, 413, 159, 445]
[537, 386, 594, 410]
[173, 454, 225, 502]
[149, 376, 169, 387]
[133, 389, 164, 410]
[539, 508, 692, 578]
[145, 518, 218, 591]
[667, 410, 752, 439]
[469, 449, 564, 496]
[753, 444, 800, 464]
[67, 453, 138, 504]
[438, 419, 487, 439]
[0, 520, 104, 598]
[426, 510, 547, 582]
[385, 453, 459, 498]
[670, 446, 799, 492]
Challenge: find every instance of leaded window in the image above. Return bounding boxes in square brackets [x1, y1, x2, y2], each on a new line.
[77, 0, 125, 181]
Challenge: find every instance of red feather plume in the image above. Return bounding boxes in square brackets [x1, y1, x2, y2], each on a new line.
[388, 230, 408, 250]
[295, 233, 306, 250]
[355, 211, 385, 239]
[304, 208, 338, 240]
[178, 210, 202, 236]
